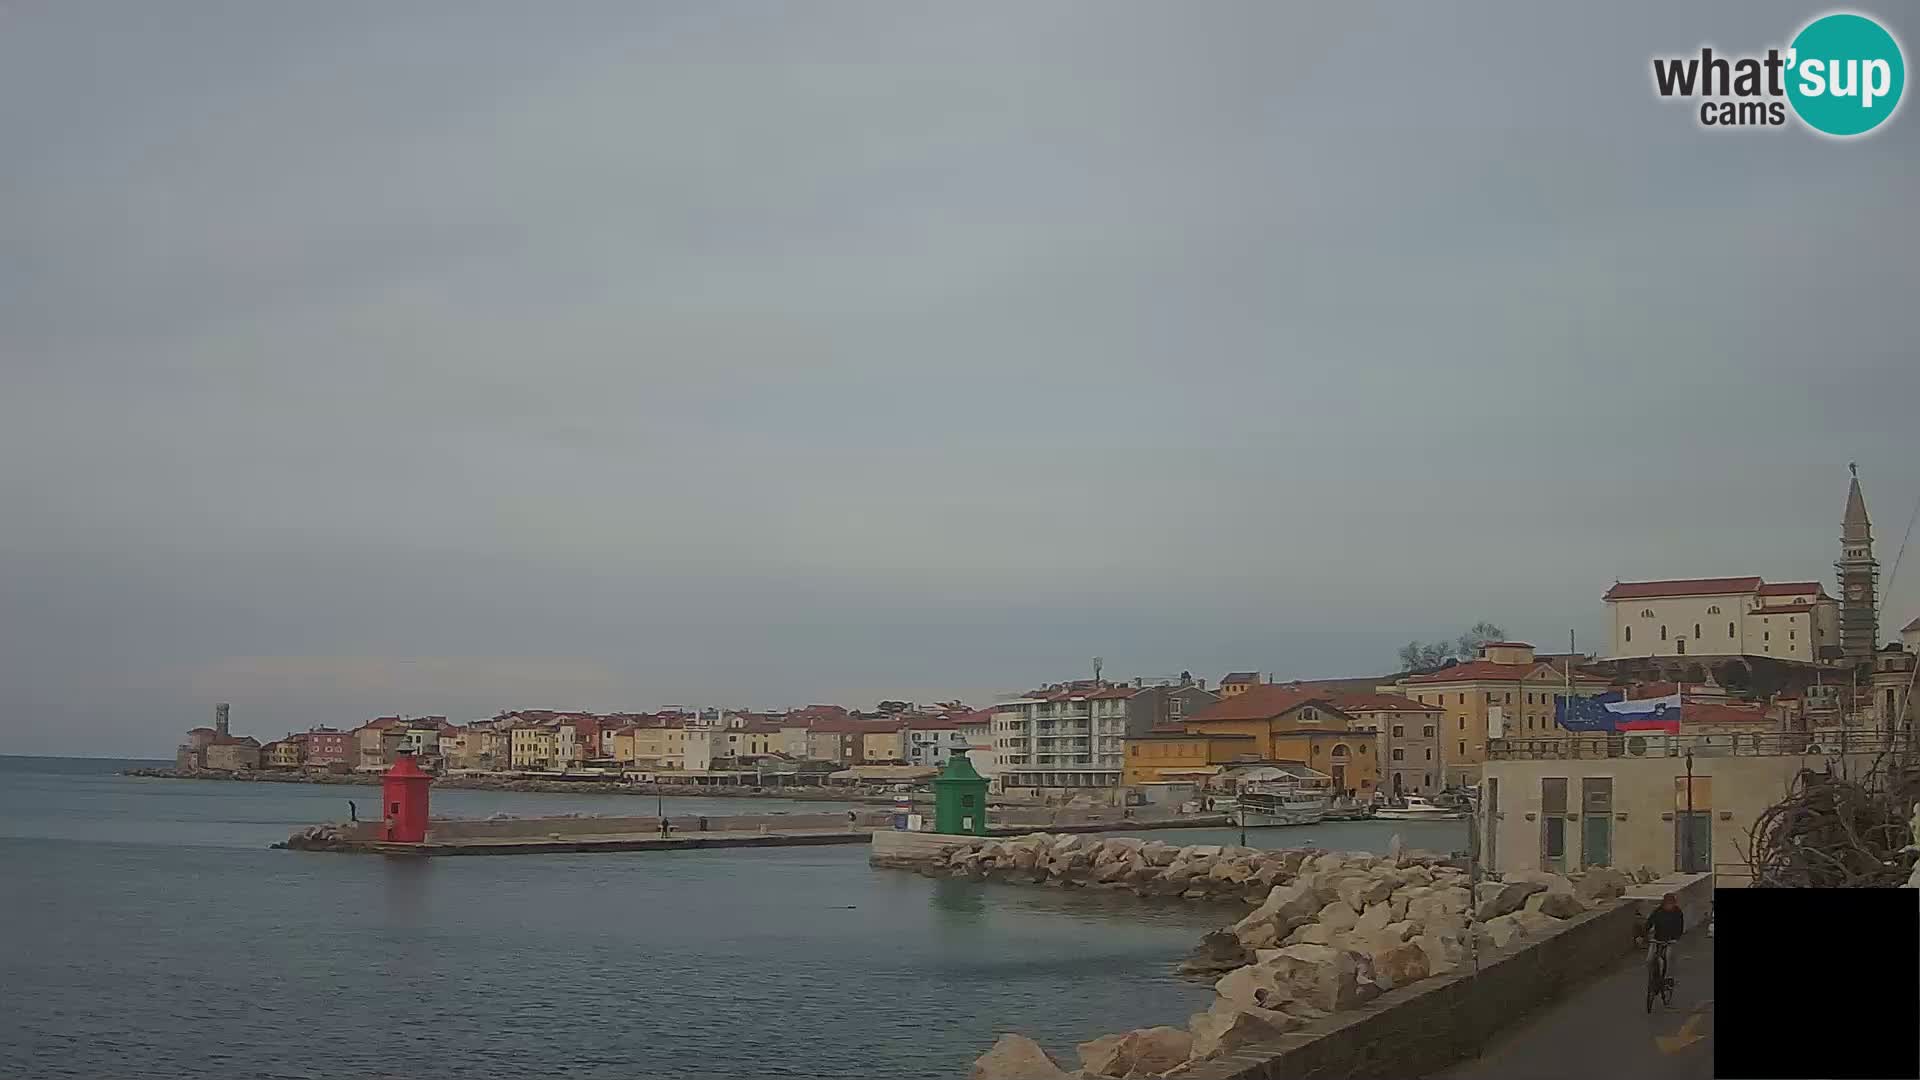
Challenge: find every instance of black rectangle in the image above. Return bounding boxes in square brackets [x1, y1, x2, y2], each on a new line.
[1715, 888, 1919, 1079]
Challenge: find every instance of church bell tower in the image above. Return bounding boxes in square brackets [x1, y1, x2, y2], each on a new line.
[1836, 463, 1879, 665]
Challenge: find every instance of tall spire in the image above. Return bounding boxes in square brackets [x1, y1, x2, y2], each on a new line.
[1843, 462, 1872, 543]
[1837, 464, 1879, 664]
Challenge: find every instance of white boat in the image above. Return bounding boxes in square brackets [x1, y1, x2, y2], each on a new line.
[1373, 796, 1467, 821]
[1232, 782, 1329, 827]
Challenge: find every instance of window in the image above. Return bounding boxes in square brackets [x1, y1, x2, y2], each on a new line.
[1764, 631, 1770, 642]
[1457, 741, 1466, 756]
[1707, 605, 1721, 615]
[1458, 718, 1465, 731]
[1424, 773, 1432, 786]
[1625, 626, 1632, 643]
[1694, 623, 1701, 638]
[1728, 622, 1735, 637]
[1392, 749, 1406, 761]
[1790, 630, 1796, 640]
[1426, 749, 1433, 760]
[1642, 608, 1655, 618]
[1129, 745, 1139, 756]
[1660, 625, 1668, 640]
[1423, 725, 1435, 737]
[1458, 694, 1465, 705]
[1391, 725, 1405, 737]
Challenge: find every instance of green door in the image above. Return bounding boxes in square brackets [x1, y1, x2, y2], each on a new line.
[1582, 813, 1611, 868]
[1674, 812, 1711, 872]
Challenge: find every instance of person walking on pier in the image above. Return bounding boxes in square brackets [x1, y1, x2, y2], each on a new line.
[659, 817, 672, 839]
[348, 800, 357, 823]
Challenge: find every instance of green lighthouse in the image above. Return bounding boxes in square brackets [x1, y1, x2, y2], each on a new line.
[932, 753, 990, 835]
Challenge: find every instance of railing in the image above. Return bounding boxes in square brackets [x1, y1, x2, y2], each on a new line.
[1487, 731, 1913, 760]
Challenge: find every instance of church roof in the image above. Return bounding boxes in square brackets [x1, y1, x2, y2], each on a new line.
[1843, 470, 1872, 541]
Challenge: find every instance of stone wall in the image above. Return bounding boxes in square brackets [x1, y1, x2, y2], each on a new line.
[1184, 872, 1713, 1080]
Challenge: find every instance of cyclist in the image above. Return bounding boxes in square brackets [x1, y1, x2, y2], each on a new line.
[1639, 891, 1685, 957]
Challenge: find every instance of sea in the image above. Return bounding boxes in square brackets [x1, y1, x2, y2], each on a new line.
[0, 755, 1468, 1080]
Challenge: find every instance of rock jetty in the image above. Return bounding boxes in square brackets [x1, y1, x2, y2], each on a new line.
[964, 838, 1631, 1078]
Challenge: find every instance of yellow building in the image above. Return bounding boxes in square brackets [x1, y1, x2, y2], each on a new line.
[861, 727, 904, 763]
[263, 739, 303, 769]
[509, 725, 558, 770]
[725, 727, 777, 757]
[1181, 685, 1382, 794]
[1122, 732, 1257, 785]
[1386, 642, 1611, 787]
[631, 725, 687, 767]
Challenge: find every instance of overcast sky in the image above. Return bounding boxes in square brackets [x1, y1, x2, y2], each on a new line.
[4, 2, 1918, 756]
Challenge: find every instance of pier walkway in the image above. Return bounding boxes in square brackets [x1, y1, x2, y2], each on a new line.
[1429, 928, 1713, 1080]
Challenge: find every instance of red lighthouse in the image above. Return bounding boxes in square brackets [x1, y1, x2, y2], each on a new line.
[381, 753, 432, 843]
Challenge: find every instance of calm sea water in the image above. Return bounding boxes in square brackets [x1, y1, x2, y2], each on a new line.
[0, 756, 1465, 1080]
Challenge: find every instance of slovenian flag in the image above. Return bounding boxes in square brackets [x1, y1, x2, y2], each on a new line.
[1554, 691, 1682, 733]
[1607, 693, 1682, 733]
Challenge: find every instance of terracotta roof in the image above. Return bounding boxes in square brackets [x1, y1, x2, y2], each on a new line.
[1755, 603, 1815, 614]
[1604, 577, 1763, 600]
[1220, 672, 1261, 684]
[1757, 582, 1826, 597]
[1187, 685, 1338, 722]
[903, 716, 966, 730]
[1326, 692, 1440, 713]
[1478, 642, 1534, 649]
[187, 727, 214, 735]
[1133, 730, 1256, 740]
[1905, 617, 1920, 634]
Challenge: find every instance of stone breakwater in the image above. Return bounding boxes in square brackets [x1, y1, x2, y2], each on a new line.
[916, 834, 1633, 1079]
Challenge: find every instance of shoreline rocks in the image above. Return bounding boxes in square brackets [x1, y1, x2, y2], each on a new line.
[967, 850, 1623, 1078]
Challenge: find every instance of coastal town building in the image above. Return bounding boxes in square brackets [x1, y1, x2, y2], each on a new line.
[203, 735, 261, 771]
[1324, 692, 1443, 796]
[1121, 731, 1258, 787]
[303, 729, 352, 767]
[1122, 677, 1219, 736]
[991, 681, 1135, 792]
[1870, 644, 1918, 738]
[860, 724, 904, 763]
[902, 715, 971, 768]
[1481, 733, 1890, 884]
[1385, 642, 1612, 787]
[1602, 577, 1839, 664]
[1180, 685, 1379, 795]
[262, 737, 303, 769]
[1217, 672, 1260, 698]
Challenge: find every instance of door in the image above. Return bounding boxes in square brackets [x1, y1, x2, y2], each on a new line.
[1581, 777, 1613, 868]
[1544, 817, 1567, 874]
[1674, 812, 1712, 872]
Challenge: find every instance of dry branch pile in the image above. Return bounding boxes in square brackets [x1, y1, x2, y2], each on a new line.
[1746, 758, 1920, 888]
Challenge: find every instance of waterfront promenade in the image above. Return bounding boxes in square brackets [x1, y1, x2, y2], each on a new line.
[1431, 929, 1713, 1080]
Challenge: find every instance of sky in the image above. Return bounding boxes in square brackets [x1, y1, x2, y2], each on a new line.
[4, 2, 1918, 756]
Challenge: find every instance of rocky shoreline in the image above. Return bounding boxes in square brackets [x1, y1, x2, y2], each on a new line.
[935, 833, 1634, 1078]
[120, 767, 898, 803]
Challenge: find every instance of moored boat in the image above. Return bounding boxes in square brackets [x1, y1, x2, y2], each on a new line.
[1372, 795, 1466, 820]
[1232, 781, 1329, 827]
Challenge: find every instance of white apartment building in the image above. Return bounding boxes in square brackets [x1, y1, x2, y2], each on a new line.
[1603, 577, 1839, 663]
[991, 683, 1134, 790]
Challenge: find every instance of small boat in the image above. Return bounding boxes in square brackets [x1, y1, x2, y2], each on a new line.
[1232, 782, 1329, 827]
[1373, 795, 1467, 821]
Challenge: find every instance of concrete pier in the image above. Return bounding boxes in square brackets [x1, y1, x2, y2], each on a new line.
[283, 809, 1234, 856]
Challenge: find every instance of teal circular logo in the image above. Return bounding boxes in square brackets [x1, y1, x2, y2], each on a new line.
[1787, 13, 1905, 136]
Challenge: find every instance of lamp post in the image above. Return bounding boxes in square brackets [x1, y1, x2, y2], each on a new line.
[1683, 746, 1695, 872]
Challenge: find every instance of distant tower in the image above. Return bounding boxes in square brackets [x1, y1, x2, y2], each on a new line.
[1837, 463, 1879, 665]
[214, 703, 231, 738]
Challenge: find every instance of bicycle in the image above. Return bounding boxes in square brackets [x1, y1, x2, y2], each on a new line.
[1642, 937, 1677, 1013]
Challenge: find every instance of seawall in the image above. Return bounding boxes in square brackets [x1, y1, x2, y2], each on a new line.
[1186, 872, 1714, 1080]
